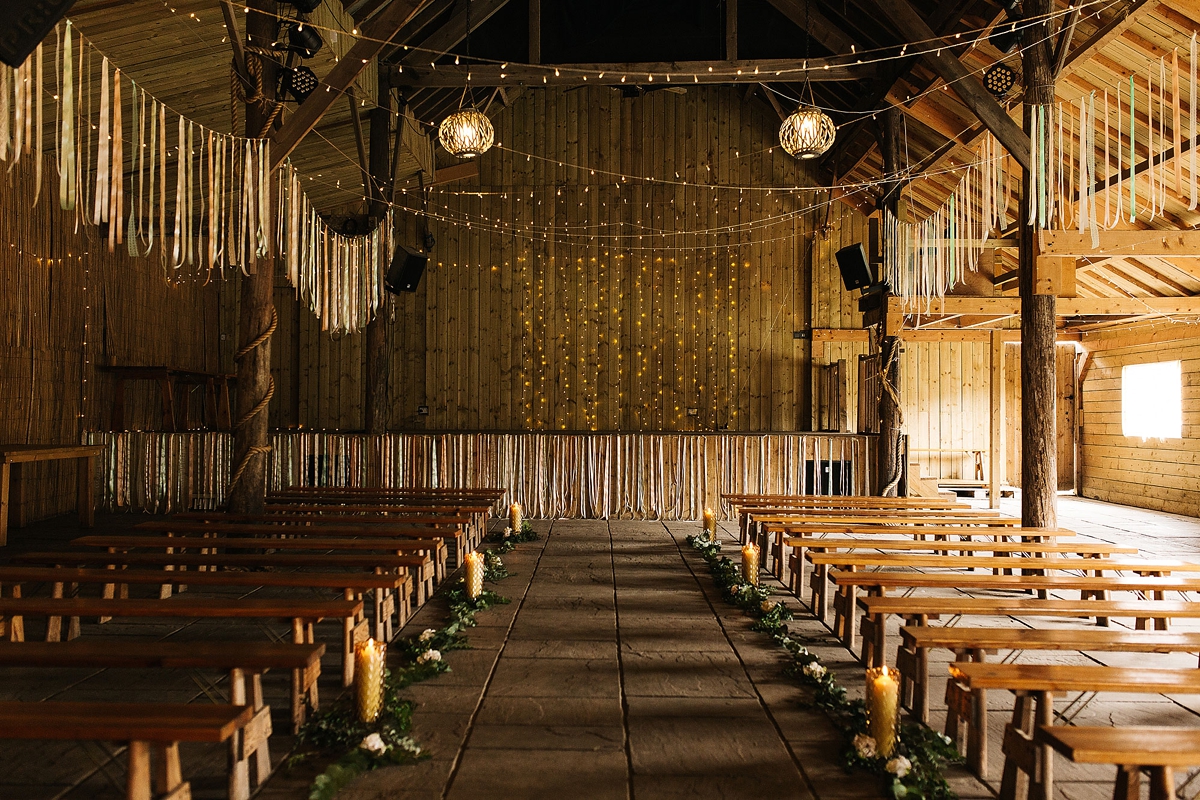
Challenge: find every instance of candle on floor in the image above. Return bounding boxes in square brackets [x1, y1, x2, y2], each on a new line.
[702, 507, 716, 537]
[355, 638, 386, 723]
[741, 543, 760, 586]
[866, 666, 900, 757]
[465, 551, 485, 600]
[509, 502, 522, 534]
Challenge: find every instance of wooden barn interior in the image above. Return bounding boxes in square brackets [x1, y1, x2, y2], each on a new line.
[2, 0, 1200, 797]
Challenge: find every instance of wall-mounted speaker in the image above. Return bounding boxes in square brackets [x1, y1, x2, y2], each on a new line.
[0, 0, 77, 67]
[384, 245, 428, 294]
[835, 243, 874, 293]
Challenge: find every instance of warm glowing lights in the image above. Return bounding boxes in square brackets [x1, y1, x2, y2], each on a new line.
[779, 105, 836, 159]
[438, 107, 494, 158]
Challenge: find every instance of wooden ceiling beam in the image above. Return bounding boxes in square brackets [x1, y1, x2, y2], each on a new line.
[269, 0, 430, 170]
[397, 0, 513, 67]
[1058, 0, 1155, 79]
[871, 0, 1030, 171]
[896, 295, 1200, 316]
[1039, 230, 1200, 258]
[764, 0, 858, 55]
[390, 58, 875, 88]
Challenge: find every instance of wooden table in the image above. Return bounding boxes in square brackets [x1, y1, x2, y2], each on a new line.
[100, 365, 235, 432]
[1035, 726, 1200, 800]
[0, 444, 103, 546]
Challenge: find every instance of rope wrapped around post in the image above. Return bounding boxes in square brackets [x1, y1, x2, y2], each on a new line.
[230, 48, 285, 139]
[227, 306, 277, 492]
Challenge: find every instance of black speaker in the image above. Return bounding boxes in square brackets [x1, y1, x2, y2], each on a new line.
[0, 0, 76, 67]
[835, 243, 873, 292]
[384, 245, 428, 293]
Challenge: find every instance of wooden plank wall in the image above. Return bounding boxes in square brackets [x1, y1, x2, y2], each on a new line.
[1079, 338, 1200, 517]
[900, 340, 992, 481]
[0, 159, 224, 522]
[270, 87, 863, 432]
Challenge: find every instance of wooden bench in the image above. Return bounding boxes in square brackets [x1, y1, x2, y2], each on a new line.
[858, 596, 1200, 676]
[946, 662, 1200, 787]
[782, 536, 1135, 594]
[810, 554, 1199, 627]
[135, 519, 457, 578]
[897, 626, 1200, 724]
[0, 700, 253, 800]
[13, 549, 426, 639]
[263, 501, 494, 550]
[743, 511, 1018, 547]
[72, 534, 441, 603]
[1035, 726, 1200, 800]
[0, 444, 103, 546]
[0, 640, 323, 799]
[0, 566, 402, 682]
[0, 596, 359, 730]
[829, 570, 1200, 654]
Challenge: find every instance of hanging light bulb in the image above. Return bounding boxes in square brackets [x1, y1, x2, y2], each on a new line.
[779, 104, 836, 158]
[439, 107, 494, 158]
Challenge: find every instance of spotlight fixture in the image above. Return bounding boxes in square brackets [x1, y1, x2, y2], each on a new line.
[988, 0, 1022, 53]
[283, 66, 319, 103]
[288, 23, 323, 58]
[983, 64, 1016, 98]
[438, 107, 494, 158]
[780, 105, 836, 159]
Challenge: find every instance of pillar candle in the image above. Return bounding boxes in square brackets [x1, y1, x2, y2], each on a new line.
[741, 543, 759, 586]
[702, 507, 716, 536]
[509, 502, 522, 533]
[355, 638, 386, 724]
[465, 551, 485, 600]
[866, 666, 900, 757]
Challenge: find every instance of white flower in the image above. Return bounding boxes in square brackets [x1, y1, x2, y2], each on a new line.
[853, 733, 877, 759]
[418, 629, 437, 643]
[416, 649, 442, 664]
[503, 526, 513, 538]
[886, 756, 912, 778]
[802, 662, 827, 679]
[359, 733, 387, 755]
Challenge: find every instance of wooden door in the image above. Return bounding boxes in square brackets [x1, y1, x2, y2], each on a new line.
[1056, 345, 1078, 492]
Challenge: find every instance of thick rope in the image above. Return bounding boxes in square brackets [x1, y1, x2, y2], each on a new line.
[230, 50, 285, 139]
[227, 307, 278, 494]
[879, 335, 905, 497]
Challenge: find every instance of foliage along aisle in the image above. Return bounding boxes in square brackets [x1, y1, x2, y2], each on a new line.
[296, 523, 541, 800]
[685, 533, 960, 800]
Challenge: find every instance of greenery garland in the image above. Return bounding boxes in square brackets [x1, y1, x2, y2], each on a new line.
[295, 524, 540, 800]
[685, 534, 961, 800]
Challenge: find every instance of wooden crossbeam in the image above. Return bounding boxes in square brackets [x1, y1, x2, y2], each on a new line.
[871, 0, 1030, 171]
[398, 0, 512, 66]
[894, 294, 1200, 316]
[1039, 230, 1200, 258]
[390, 58, 875, 87]
[1059, 0, 1155, 79]
[764, 0, 857, 54]
[269, 0, 428, 169]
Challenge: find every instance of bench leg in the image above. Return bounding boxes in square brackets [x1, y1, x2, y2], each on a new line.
[1114, 767, 1141, 800]
[153, 742, 189, 800]
[78, 455, 96, 528]
[127, 740, 153, 800]
[999, 694, 1036, 800]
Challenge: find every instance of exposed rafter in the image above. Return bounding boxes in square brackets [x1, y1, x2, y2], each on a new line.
[396, 0, 513, 66]
[764, 0, 857, 55]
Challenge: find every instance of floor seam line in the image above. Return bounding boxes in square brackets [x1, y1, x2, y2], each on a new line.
[439, 522, 553, 799]
[610, 519, 636, 800]
[664, 522, 823, 800]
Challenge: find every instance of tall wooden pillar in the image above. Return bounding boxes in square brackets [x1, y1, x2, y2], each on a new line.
[1019, 0, 1057, 527]
[876, 107, 904, 496]
[228, 0, 279, 514]
[364, 77, 392, 435]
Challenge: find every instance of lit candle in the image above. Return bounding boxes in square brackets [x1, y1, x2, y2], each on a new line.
[741, 543, 760, 586]
[509, 502, 523, 533]
[464, 551, 485, 600]
[702, 507, 716, 537]
[866, 666, 900, 757]
[355, 638, 386, 724]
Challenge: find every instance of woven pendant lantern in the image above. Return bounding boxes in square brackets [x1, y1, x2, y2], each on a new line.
[438, 107, 494, 158]
[779, 105, 836, 159]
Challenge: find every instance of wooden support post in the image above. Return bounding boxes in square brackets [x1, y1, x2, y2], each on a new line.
[726, 0, 738, 61]
[877, 107, 904, 496]
[528, 0, 541, 64]
[1019, 0, 1057, 529]
[364, 76, 393, 436]
[228, 0, 279, 515]
[989, 331, 1003, 508]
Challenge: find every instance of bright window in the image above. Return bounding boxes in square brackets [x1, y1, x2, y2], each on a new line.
[1122, 360, 1182, 440]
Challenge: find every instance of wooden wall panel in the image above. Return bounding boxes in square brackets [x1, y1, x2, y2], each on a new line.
[1079, 340, 1200, 517]
[0, 159, 223, 522]
[269, 87, 861, 432]
[900, 340, 993, 482]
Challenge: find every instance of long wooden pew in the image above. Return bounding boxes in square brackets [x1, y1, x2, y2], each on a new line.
[828, 570, 1200, 652]
[782, 536, 1135, 594]
[0, 640, 324, 798]
[725, 494, 969, 540]
[947, 662, 1200, 784]
[0, 566, 400, 685]
[0, 701, 253, 800]
[1035, 726, 1200, 800]
[263, 501, 494, 550]
[898, 626, 1200, 724]
[742, 510, 1018, 548]
[0, 596, 358, 729]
